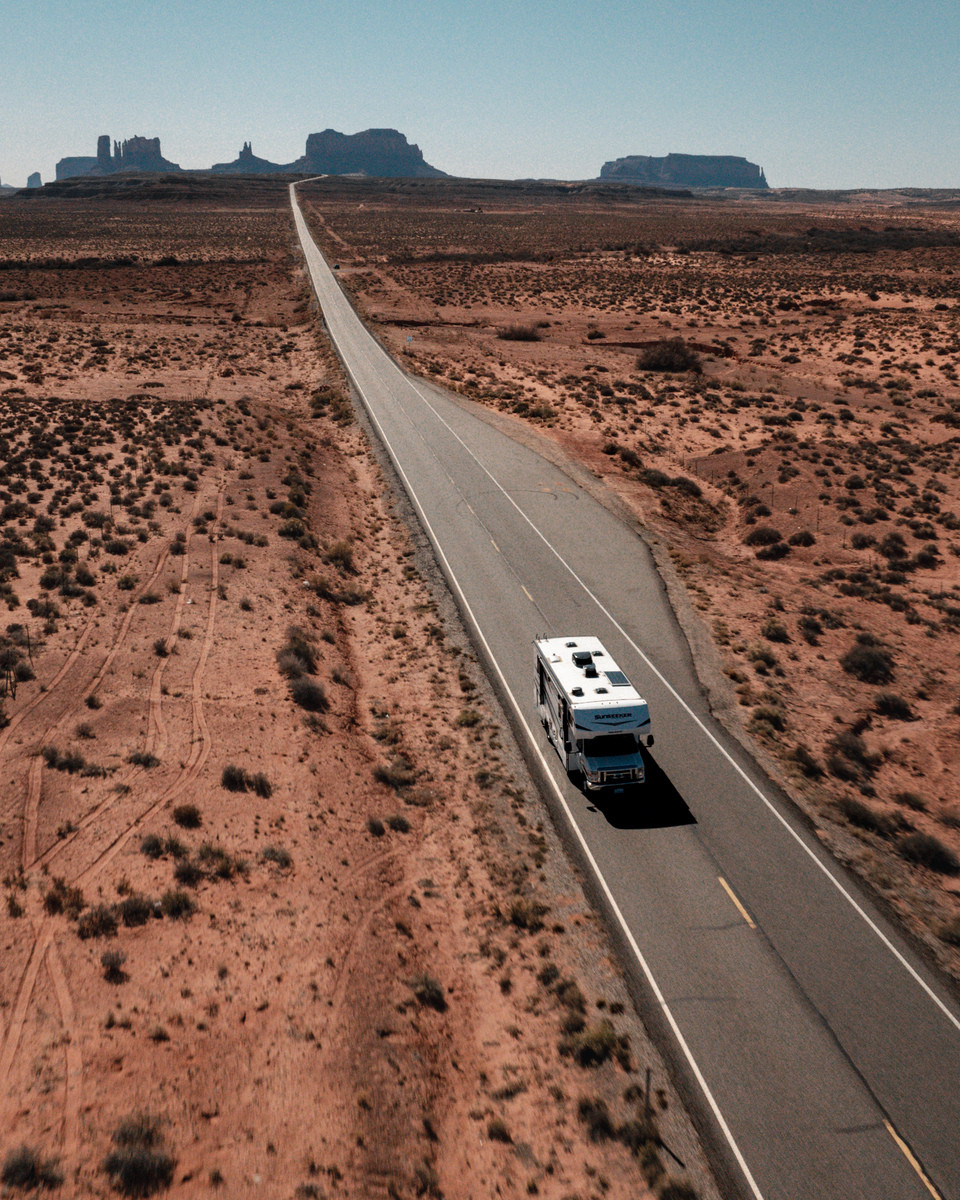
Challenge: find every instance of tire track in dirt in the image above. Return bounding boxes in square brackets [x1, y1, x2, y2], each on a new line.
[146, 496, 203, 760]
[15, 540, 180, 866]
[23, 494, 207, 874]
[0, 497, 213, 1163]
[0, 618, 96, 758]
[44, 937, 81, 1162]
[74, 485, 224, 888]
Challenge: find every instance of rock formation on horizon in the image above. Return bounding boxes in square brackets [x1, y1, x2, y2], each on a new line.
[56, 135, 181, 181]
[302, 128, 445, 178]
[600, 152, 767, 189]
[27, 172, 42, 188]
[210, 141, 286, 174]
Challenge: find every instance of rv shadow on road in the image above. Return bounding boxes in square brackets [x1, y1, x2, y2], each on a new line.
[583, 756, 695, 830]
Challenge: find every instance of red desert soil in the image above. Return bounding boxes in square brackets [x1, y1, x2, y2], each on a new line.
[297, 176, 960, 984]
[0, 182, 717, 1198]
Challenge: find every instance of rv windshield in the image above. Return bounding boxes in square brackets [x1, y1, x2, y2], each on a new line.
[578, 733, 639, 758]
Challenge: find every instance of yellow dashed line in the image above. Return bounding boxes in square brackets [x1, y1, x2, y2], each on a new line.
[719, 877, 756, 930]
[884, 1121, 941, 1198]
[521, 585, 534, 602]
[490, 539, 500, 552]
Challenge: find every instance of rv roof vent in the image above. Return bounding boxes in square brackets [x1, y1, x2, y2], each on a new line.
[595, 686, 608, 694]
[583, 664, 599, 678]
[571, 686, 583, 696]
[593, 649, 604, 656]
[565, 641, 578, 648]
[572, 650, 593, 668]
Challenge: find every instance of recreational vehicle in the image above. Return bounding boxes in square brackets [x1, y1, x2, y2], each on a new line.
[535, 636, 652, 791]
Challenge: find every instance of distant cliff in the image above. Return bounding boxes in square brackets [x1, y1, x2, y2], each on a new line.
[600, 153, 768, 189]
[55, 127, 446, 180]
[56, 135, 181, 181]
[303, 128, 445, 178]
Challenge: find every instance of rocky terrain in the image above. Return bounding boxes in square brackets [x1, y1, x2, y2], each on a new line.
[296, 175, 960, 988]
[0, 178, 716, 1198]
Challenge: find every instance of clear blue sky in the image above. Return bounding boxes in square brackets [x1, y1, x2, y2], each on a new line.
[1, 0, 957, 189]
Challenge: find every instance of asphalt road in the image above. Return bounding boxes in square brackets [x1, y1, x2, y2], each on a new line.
[291, 183, 960, 1200]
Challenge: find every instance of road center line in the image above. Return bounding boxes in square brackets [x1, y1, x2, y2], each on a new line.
[719, 877, 756, 930]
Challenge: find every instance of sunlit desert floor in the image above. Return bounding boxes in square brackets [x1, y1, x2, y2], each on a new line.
[0, 181, 716, 1199]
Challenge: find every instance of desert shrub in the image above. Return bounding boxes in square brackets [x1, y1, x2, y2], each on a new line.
[898, 833, 959, 875]
[791, 744, 822, 778]
[838, 795, 890, 835]
[374, 758, 416, 790]
[366, 816, 385, 837]
[743, 525, 783, 547]
[486, 1117, 512, 1142]
[250, 771, 272, 798]
[160, 889, 195, 919]
[163, 835, 187, 859]
[828, 729, 880, 782]
[671, 475, 702, 498]
[140, 834, 164, 859]
[938, 916, 960, 946]
[2, 1145, 63, 1190]
[278, 626, 317, 676]
[761, 618, 789, 643]
[508, 896, 548, 932]
[386, 813, 410, 833]
[43, 877, 84, 918]
[261, 844, 292, 869]
[841, 636, 894, 684]
[756, 541, 791, 560]
[120, 895, 154, 927]
[290, 678, 328, 712]
[560, 1019, 630, 1069]
[128, 751, 159, 768]
[497, 323, 541, 342]
[410, 972, 447, 1011]
[893, 790, 927, 812]
[173, 859, 203, 887]
[637, 338, 701, 373]
[577, 1097, 616, 1143]
[851, 532, 875, 550]
[101, 949, 127, 983]
[788, 530, 816, 547]
[172, 804, 201, 829]
[639, 468, 670, 489]
[323, 540, 355, 572]
[456, 708, 481, 727]
[749, 706, 785, 733]
[102, 1113, 174, 1198]
[221, 763, 247, 791]
[77, 904, 119, 939]
[874, 692, 915, 720]
[657, 1182, 699, 1200]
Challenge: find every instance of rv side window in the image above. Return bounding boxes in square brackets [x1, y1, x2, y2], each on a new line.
[537, 659, 545, 703]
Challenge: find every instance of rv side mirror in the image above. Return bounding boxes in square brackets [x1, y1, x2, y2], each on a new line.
[647, 735, 655, 748]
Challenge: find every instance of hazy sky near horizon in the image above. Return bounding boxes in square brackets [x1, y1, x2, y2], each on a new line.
[1, 0, 957, 189]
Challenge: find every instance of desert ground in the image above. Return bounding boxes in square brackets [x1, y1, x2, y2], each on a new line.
[0, 180, 717, 1199]
[296, 176, 960, 986]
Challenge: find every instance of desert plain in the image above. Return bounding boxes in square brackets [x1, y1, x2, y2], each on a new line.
[0, 177, 720, 1200]
[0, 173, 958, 1200]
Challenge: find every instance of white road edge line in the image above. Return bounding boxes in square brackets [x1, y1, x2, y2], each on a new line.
[291, 184, 766, 1200]
[298, 184, 960, 1042]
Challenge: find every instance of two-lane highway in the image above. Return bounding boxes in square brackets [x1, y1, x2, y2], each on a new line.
[291, 183, 960, 1200]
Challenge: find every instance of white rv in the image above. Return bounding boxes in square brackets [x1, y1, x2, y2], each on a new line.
[535, 635, 652, 791]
